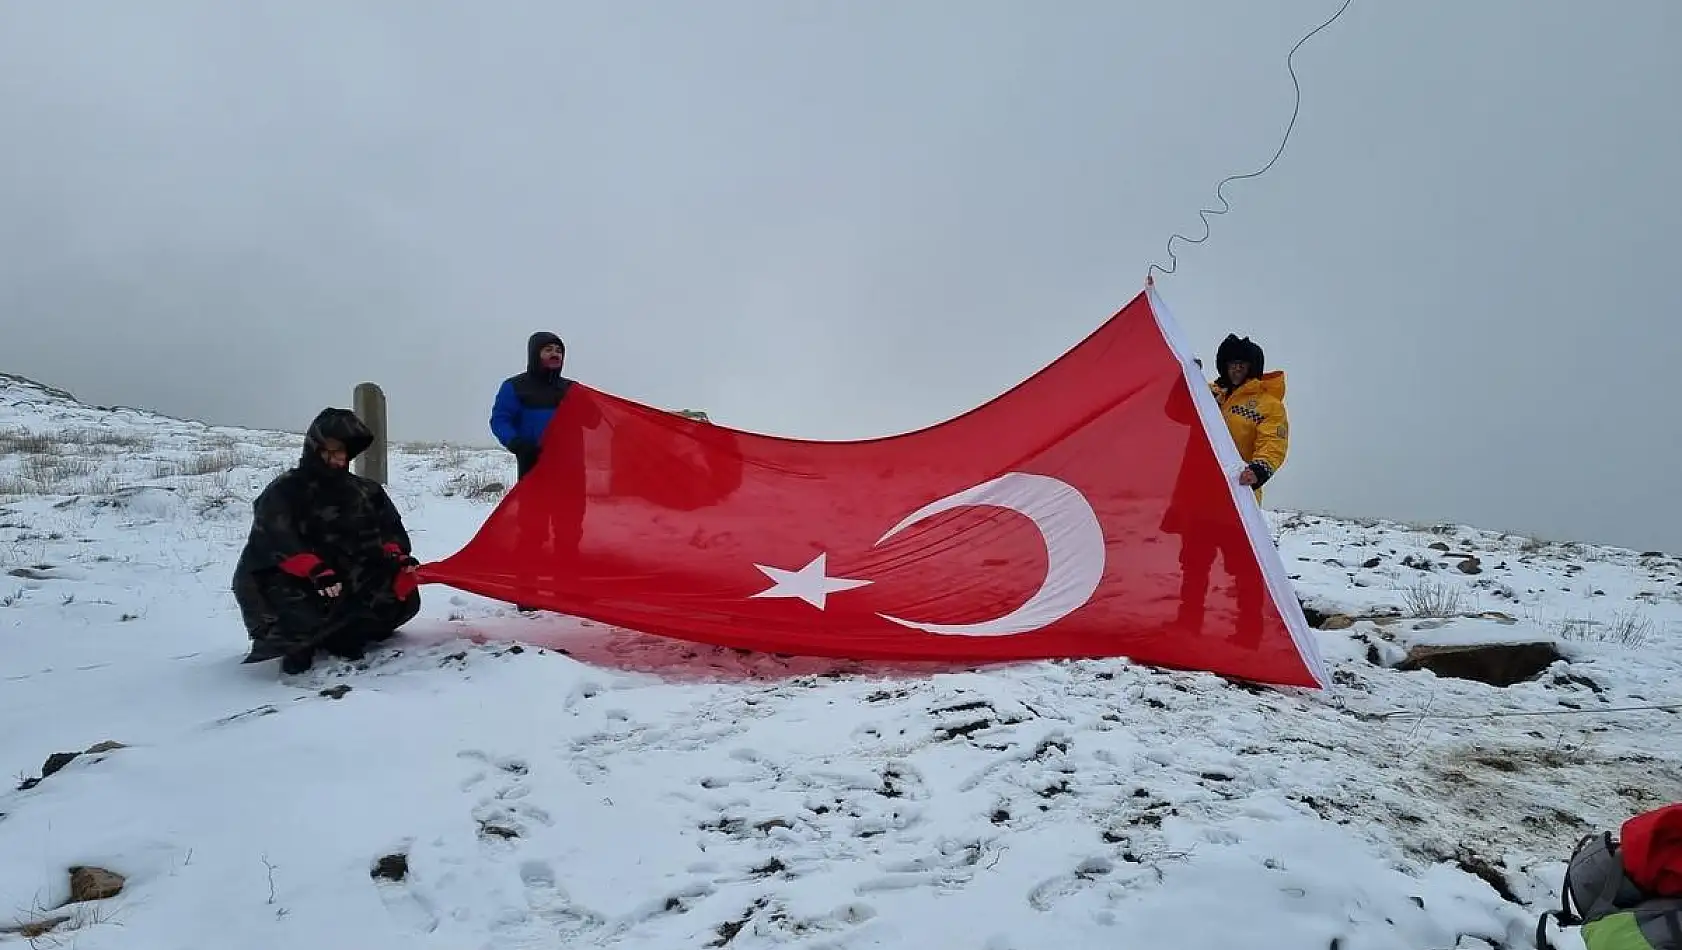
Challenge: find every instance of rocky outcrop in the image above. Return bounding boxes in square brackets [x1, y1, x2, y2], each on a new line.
[17, 740, 127, 791]
[68, 866, 125, 902]
[1394, 640, 1566, 688]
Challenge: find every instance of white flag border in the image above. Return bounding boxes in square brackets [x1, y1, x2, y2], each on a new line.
[1144, 281, 1332, 690]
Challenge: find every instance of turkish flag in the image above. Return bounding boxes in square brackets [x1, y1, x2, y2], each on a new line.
[417, 286, 1328, 688]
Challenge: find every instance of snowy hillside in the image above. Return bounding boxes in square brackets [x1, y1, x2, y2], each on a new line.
[1, 372, 1678, 950]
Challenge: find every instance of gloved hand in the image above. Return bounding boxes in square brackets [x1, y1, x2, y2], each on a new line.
[382, 542, 420, 570]
[1242, 461, 1273, 488]
[508, 437, 541, 470]
[279, 553, 341, 598]
[308, 563, 342, 598]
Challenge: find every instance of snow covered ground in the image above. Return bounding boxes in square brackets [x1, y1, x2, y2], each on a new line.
[1, 371, 1678, 949]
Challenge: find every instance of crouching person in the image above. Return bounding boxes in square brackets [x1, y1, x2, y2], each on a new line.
[235, 408, 421, 674]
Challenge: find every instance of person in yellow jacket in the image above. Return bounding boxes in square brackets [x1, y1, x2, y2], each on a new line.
[1161, 335, 1290, 646]
[1211, 333, 1289, 501]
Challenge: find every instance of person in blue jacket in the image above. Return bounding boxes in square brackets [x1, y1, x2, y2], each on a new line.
[490, 330, 575, 480]
[489, 331, 597, 611]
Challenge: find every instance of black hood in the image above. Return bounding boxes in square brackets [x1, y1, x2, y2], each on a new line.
[1215, 334, 1265, 382]
[527, 331, 564, 376]
[299, 407, 374, 474]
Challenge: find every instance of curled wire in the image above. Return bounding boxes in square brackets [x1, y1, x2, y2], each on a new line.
[1146, 0, 1356, 282]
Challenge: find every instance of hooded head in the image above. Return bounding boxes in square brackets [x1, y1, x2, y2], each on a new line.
[527, 331, 565, 377]
[1215, 334, 1265, 388]
[299, 407, 374, 476]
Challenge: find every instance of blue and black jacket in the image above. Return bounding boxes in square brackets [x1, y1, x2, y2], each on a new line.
[489, 331, 577, 478]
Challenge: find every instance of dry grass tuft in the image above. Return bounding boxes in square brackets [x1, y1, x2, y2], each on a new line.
[0, 429, 55, 455]
[1402, 578, 1468, 618]
[1554, 608, 1658, 648]
[440, 470, 507, 502]
[152, 449, 252, 478]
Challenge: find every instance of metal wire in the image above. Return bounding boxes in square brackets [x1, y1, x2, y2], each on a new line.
[1146, 0, 1357, 282]
[1376, 702, 1682, 722]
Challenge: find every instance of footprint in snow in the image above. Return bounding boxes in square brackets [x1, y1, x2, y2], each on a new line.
[857, 840, 991, 895]
[372, 864, 442, 935]
[1026, 856, 1117, 912]
[512, 859, 605, 938]
[457, 750, 552, 842]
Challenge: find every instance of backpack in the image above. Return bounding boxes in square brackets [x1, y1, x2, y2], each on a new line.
[1537, 803, 1682, 950]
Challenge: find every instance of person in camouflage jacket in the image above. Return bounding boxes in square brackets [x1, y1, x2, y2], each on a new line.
[234, 407, 421, 674]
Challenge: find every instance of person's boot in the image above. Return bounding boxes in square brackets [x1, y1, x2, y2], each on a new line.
[323, 627, 369, 661]
[281, 648, 315, 675]
[243, 638, 284, 664]
[1229, 581, 1265, 648]
[330, 638, 368, 661]
[1175, 574, 1208, 632]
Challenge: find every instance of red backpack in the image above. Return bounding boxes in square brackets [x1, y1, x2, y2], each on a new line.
[1538, 803, 1682, 949]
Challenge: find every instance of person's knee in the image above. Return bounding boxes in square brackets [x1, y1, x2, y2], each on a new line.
[392, 591, 422, 625]
[1179, 542, 1217, 574]
[364, 589, 421, 631]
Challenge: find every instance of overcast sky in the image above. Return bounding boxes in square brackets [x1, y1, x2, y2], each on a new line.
[3, 1, 1679, 554]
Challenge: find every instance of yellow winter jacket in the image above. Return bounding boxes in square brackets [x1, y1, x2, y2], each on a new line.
[1210, 371, 1289, 503]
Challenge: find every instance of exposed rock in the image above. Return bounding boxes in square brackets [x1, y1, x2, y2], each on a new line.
[1395, 641, 1565, 688]
[19, 740, 128, 790]
[1429, 542, 1451, 552]
[371, 853, 409, 882]
[1552, 672, 1605, 694]
[1361, 556, 1382, 569]
[1453, 850, 1521, 904]
[6, 562, 76, 580]
[40, 752, 81, 780]
[68, 866, 125, 902]
[1457, 557, 1483, 575]
[319, 685, 352, 700]
[1320, 614, 1356, 631]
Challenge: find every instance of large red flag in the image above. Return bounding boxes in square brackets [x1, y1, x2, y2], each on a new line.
[417, 286, 1328, 688]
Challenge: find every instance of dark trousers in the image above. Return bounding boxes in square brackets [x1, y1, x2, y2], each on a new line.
[236, 562, 421, 662]
[508, 452, 585, 612]
[512, 454, 585, 562]
[1176, 525, 1265, 647]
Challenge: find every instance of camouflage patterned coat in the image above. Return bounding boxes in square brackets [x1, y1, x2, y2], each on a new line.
[235, 408, 420, 662]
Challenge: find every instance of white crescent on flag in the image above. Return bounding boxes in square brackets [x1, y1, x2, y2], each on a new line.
[869, 472, 1107, 637]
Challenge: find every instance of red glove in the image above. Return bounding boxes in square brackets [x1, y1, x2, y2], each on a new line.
[279, 554, 339, 596]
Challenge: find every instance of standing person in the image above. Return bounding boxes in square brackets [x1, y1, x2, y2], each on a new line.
[488, 331, 596, 609]
[235, 408, 421, 674]
[1162, 338, 1290, 645]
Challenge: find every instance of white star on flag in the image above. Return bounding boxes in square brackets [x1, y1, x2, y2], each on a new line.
[749, 552, 871, 610]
